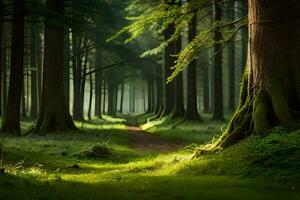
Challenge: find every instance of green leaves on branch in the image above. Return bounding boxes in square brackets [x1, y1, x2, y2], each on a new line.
[108, 0, 248, 82]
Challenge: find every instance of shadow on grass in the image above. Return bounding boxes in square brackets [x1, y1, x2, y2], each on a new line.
[0, 173, 299, 200]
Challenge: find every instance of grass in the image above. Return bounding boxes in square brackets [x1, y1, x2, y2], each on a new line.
[0, 116, 299, 199]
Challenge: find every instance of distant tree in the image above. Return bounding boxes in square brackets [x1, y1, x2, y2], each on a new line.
[1, 0, 25, 135]
[34, 0, 76, 133]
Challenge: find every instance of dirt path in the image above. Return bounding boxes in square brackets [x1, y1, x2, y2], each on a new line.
[125, 117, 184, 152]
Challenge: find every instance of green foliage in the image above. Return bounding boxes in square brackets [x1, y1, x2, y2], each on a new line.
[109, 0, 248, 82]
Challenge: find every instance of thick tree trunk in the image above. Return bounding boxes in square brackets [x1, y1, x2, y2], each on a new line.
[197, 0, 300, 152]
[212, 0, 224, 121]
[184, 13, 201, 121]
[1, 0, 25, 135]
[34, 0, 76, 133]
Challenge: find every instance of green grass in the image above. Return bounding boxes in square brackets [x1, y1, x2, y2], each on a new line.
[0, 118, 299, 200]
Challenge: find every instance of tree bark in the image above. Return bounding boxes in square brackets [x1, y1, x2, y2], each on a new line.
[30, 24, 38, 119]
[199, 0, 300, 151]
[212, 0, 224, 121]
[184, 12, 201, 121]
[34, 0, 76, 133]
[203, 50, 210, 113]
[171, 32, 185, 119]
[107, 74, 117, 117]
[1, 0, 25, 135]
[88, 68, 93, 120]
[0, 0, 3, 116]
[94, 48, 102, 118]
[228, 0, 236, 112]
[64, 29, 70, 111]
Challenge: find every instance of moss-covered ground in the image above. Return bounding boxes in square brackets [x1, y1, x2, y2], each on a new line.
[0, 115, 299, 200]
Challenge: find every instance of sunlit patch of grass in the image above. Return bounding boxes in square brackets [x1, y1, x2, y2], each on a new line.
[0, 120, 299, 199]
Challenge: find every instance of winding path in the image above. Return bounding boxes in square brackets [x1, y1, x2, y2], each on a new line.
[125, 116, 184, 152]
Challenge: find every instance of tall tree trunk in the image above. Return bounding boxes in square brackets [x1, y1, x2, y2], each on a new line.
[78, 49, 88, 120]
[120, 80, 124, 113]
[129, 80, 135, 113]
[88, 69, 93, 120]
[102, 78, 106, 114]
[107, 74, 117, 117]
[72, 31, 83, 120]
[64, 29, 70, 111]
[212, 0, 224, 121]
[1, 0, 25, 135]
[184, 12, 201, 121]
[228, 0, 236, 112]
[94, 48, 102, 118]
[203, 50, 210, 113]
[240, 0, 248, 71]
[36, 25, 43, 108]
[30, 24, 38, 119]
[172, 35, 185, 119]
[1, 18, 8, 116]
[199, 0, 300, 151]
[0, 0, 3, 116]
[147, 80, 153, 113]
[160, 0, 176, 118]
[34, 0, 76, 133]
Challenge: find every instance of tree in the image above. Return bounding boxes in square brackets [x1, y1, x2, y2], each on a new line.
[34, 0, 76, 133]
[30, 23, 38, 119]
[227, 0, 236, 112]
[160, 1, 176, 118]
[1, 0, 25, 135]
[198, 0, 300, 151]
[172, 36, 185, 119]
[94, 47, 103, 118]
[0, 0, 3, 117]
[212, 0, 224, 121]
[184, 11, 201, 121]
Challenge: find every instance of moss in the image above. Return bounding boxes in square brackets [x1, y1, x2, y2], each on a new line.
[253, 91, 272, 134]
[268, 76, 296, 126]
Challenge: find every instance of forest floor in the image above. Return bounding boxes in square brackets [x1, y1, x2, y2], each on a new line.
[0, 114, 299, 200]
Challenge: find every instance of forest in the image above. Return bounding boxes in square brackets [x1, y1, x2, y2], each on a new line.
[0, 0, 299, 199]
